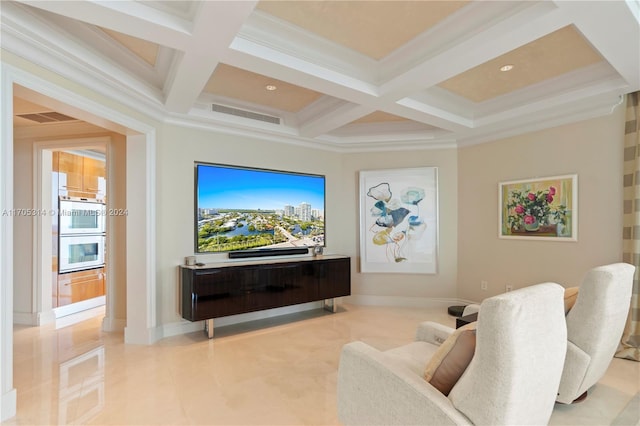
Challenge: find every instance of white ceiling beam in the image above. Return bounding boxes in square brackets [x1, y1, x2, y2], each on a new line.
[240, 10, 378, 85]
[299, 102, 375, 138]
[379, 2, 572, 100]
[15, 0, 192, 50]
[389, 100, 473, 131]
[556, 0, 640, 91]
[225, 38, 473, 134]
[226, 1, 576, 136]
[6, 0, 639, 148]
[226, 37, 379, 105]
[352, 2, 574, 133]
[163, 1, 258, 113]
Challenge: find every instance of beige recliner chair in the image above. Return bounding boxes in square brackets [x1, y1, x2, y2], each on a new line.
[337, 283, 567, 425]
[556, 262, 635, 404]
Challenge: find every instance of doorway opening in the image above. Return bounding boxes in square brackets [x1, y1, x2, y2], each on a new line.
[21, 132, 123, 331]
[44, 143, 109, 325]
[3, 73, 157, 421]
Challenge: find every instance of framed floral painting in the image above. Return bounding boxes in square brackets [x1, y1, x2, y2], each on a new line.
[499, 174, 578, 241]
[359, 167, 438, 273]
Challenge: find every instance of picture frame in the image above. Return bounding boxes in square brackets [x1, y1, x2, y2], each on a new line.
[499, 174, 578, 241]
[359, 167, 438, 274]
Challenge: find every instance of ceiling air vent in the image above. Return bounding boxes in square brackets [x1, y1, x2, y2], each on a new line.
[17, 112, 77, 123]
[211, 103, 280, 125]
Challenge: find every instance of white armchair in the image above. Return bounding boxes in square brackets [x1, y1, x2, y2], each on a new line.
[462, 304, 480, 316]
[556, 262, 635, 404]
[337, 283, 567, 425]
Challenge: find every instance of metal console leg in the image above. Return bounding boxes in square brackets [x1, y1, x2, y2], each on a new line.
[323, 298, 338, 313]
[204, 319, 214, 339]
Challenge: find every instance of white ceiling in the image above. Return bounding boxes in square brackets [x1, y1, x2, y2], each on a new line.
[3, 1, 639, 151]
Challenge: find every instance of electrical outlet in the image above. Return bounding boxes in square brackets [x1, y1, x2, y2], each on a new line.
[505, 284, 513, 292]
[481, 280, 488, 291]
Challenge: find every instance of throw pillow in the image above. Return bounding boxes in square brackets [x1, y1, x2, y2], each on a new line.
[424, 322, 477, 396]
[564, 287, 579, 313]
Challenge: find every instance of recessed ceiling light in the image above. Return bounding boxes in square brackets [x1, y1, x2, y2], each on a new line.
[500, 64, 514, 72]
[265, 84, 277, 91]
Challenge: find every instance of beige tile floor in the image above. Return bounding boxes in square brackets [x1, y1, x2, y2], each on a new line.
[7, 304, 640, 425]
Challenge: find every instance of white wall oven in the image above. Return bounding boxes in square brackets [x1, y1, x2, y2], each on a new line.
[59, 198, 106, 235]
[59, 235, 106, 273]
[58, 197, 106, 273]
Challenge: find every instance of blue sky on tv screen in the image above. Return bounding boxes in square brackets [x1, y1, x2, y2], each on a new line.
[197, 164, 325, 211]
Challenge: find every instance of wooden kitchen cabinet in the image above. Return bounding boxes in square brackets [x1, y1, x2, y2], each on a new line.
[82, 157, 105, 195]
[57, 267, 105, 307]
[55, 151, 106, 198]
[57, 151, 84, 195]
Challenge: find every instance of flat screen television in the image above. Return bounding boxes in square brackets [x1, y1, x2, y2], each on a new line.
[195, 162, 326, 254]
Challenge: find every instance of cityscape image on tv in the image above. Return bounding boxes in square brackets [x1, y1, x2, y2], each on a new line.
[196, 164, 325, 253]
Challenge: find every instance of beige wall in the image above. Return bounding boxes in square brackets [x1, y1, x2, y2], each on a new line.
[107, 134, 127, 321]
[342, 148, 459, 301]
[154, 128, 459, 323]
[12, 137, 34, 316]
[457, 103, 626, 302]
[155, 124, 350, 324]
[6, 50, 626, 332]
[11, 101, 625, 330]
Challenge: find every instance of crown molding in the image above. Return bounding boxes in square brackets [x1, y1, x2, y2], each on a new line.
[240, 10, 378, 83]
[457, 93, 623, 147]
[1, 1, 634, 154]
[1, 4, 167, 121]
[379, 1, 554, 83]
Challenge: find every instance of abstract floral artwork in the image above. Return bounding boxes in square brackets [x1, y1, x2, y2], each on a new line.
[359, 167, 438, 274]
[499, 174, 578, 241]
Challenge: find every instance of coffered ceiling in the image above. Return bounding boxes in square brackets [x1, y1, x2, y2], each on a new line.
[2, 1, 639, 151]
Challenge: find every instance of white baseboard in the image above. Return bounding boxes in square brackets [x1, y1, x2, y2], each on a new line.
[160, 319, 203, 339]
[155, 297, 483, 341]
[101, 316, 126, 333]
[13, 306, 101, 326]
[124, 325, 159, 345]
[12, 312, 36, 325]
[55, 305, 105, 329]
[158, 301, 324, 340]
[137, 298, 481, 343]
[214, 301, 322, 327]
[13, 310, 56, 325]
[37, 310, 56, 325]
[54, 296, 105, 318]
[344, 295, 476, 308]
[1, 388, 16, 421]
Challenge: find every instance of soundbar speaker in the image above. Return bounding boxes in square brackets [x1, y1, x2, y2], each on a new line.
[228, 247, 309, 259]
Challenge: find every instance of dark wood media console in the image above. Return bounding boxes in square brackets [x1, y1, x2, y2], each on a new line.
[180, 255, 351, 337]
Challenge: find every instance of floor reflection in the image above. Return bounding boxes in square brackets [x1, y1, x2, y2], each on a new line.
[7, 305, 639, 425]
[58, 345, 104, 424]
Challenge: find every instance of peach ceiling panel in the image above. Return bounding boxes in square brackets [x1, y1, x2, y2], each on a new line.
[438, 25, 606, 103]
[204, 64, 324, 113]
[6, 0, 637, 148]
[256, 0, 470, 60]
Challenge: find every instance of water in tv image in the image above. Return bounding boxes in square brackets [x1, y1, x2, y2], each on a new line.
[196, 163, 325, 253]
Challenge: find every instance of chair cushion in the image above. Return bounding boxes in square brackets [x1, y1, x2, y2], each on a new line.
[564, 287, 579, 313]
[424, 322, 477, 395]
[384, 341, 440, 376]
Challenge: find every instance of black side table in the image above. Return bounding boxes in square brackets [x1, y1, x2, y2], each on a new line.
[447, 305, 467, 317]
[456, 312, 478, 328]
